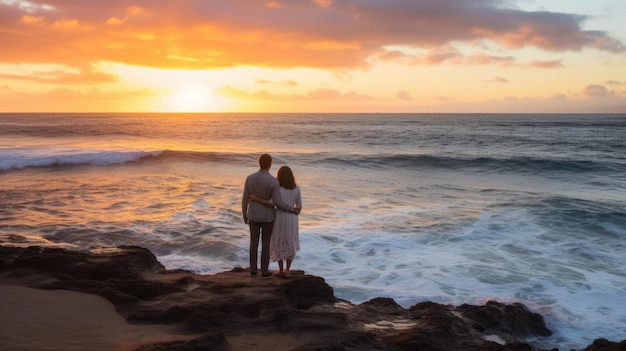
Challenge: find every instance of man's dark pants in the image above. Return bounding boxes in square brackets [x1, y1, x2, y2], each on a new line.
[249, 220, 274, 274]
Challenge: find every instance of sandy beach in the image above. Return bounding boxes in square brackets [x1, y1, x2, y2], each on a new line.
[0, 282, 301, 351]
[0, 284, 197, 351]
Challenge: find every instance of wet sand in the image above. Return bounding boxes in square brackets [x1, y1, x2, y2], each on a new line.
[0, 284, 299, 351]
[0, 285, 196, 351]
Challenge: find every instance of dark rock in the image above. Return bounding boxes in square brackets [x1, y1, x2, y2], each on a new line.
[0, 245, 623, 351]
[133, 332, 227, 351]
[283, 275, 337, 309]
[458, 300, 553, 340]
[580, 338, 626, 351]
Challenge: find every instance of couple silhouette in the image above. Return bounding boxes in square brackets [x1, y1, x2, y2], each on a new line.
[242, 154, 302, 278]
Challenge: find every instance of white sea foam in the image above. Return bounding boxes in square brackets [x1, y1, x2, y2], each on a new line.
[158, 253, 235, 274]
[291, 204, 626, 350]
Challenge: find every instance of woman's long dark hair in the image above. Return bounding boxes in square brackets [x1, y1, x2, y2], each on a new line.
[277, 166, 296, 189]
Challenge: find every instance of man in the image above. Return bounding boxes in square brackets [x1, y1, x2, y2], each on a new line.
[242, 154, 297, 278]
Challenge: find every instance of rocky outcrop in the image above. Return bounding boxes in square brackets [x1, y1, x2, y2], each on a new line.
[0, 245, 622, 351]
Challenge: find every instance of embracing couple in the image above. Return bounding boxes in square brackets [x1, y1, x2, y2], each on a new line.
[242, 154, 302, 279]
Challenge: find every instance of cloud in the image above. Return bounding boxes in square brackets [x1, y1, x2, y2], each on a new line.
[582, 84, 611, 97]
[606, 80, 625, 86]
[0, 66, 118, 85]
[314, 0, 334, 8]
[19, 14, 45, 25]
[0, 0, 623, 70]
[376, 46, 518, 67]
[41, 86, 152, 100]
[306, 88, 373, 100]
[470, 90, 626, 113]
[265, 2, 283, 9]
[529, 60, 564, 69]
[0, 85, 155, 111]
[3, 0, 54, 13]
[257, 79, 299, 86]
[397, 90, 413, 100]
[217, 85, 373, 101]
[487, 77, 510, 83]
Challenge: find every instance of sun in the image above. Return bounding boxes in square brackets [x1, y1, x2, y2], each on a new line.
[165, 86, 217, 112]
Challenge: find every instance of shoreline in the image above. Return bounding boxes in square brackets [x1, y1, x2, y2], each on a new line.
[0, 245, 623, 351]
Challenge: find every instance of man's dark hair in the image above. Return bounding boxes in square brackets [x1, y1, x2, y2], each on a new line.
[259, 154, 272, 170]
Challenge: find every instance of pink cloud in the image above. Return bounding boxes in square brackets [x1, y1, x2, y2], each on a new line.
[582, 84, 611, 97]
[217, 85, 373, 101]
[397, 90, 413, 101]
[529, 60, 564, 69]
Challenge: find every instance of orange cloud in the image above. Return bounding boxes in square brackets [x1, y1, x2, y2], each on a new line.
[106, 16, 124, 25]
[0, 66, 118, 85]
[0, 0, 623, 71]
[0, 86, 155, 112]
[52, 18, 84, 29]
[314, 0, 334, 8]
[19, 15, 45, 25]
[266, 2, 283, 9]
[257, 79, 299, 86]
[127, 6, 144, 15]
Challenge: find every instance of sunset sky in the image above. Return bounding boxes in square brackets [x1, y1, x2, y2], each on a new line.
[1, 0, 625, 113]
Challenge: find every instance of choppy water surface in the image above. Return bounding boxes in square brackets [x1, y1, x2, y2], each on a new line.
[1, 113, 625, 349]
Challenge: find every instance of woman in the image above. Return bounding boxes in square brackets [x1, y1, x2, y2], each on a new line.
[250, 166, 302, 278]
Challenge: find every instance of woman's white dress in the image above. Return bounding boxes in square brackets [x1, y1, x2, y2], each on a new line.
[270, 185, 301, 261]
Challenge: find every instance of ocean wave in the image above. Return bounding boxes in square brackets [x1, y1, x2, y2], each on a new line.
[144, 150, 626, 176]
[0, 150, 164, 172]
[2, 148, 623, 176]
[0, 149, 258, 172]
[307, 153, 623, 175]
[156, 150, 254, 164]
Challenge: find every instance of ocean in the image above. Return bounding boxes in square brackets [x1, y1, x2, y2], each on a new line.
[0, 113, 624, 349]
